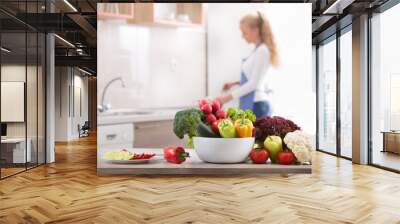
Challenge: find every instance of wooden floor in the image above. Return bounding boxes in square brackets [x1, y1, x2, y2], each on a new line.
[1, 167, 26, 178]
[1, 135, 400, 224]
[373, 151, 400, 171]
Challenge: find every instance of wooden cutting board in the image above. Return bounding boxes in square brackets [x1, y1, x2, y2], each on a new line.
[97, 148, 312, 175]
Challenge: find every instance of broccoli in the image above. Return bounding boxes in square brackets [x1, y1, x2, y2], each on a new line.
[173, 108, 203, 146]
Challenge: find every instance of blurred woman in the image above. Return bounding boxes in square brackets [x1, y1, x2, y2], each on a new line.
[217, 11, 279, 118]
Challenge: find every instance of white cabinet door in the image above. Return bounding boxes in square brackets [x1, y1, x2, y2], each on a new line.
[133, 120, 185, 148]
[98, 123, 134, 148]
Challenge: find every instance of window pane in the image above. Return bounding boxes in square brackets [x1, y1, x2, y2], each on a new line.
[318, 38, 337, 154]
[1, 31, 28, 177]
[340, 29, 352, 158]
[371, 4, 400, 171]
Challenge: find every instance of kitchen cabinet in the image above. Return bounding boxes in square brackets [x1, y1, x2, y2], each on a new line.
[98, 3, 203, 27]
[98, 123, 134, 149]
[132, 3, 203, 27]
[133, 120, 185, 148]
[97, 3, 134, 20]
[382, 131, 400, 154]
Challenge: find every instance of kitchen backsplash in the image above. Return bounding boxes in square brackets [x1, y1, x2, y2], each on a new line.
[98, 20, 206, 110]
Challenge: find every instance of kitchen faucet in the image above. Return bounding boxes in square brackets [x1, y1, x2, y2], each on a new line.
[98, 77, 126, 113]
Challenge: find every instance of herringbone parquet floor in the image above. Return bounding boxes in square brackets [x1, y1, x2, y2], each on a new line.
[1, 135, 400, 224]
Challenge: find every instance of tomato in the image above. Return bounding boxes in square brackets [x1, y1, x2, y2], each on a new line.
[250, 148, 269, 164]
[277, 151, 295, 165]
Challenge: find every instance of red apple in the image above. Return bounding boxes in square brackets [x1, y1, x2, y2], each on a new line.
[201, 104, 212, 114]
[277, 151, 295, 165]
[211, 100, 221, 113]
[205, 114, 217, 125]
[250, 148, 269, 164]
[215, 109, 227, 119]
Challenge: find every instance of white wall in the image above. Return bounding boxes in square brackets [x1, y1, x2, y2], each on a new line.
[72, 74, 89, 138]
[97, 20, 206, 110]
[55, 67, 89, 141]
[1, 64, 46, 163]
[55, 67, 69, 141]
[1, 65, 36, 137]
[207, 3, 314, 134]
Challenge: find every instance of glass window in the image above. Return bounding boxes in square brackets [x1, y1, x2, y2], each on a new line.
[371, 3, 400, 171]
[1, 31, 28, 177]
[0, 1, 46, 179]
[340, 29, 352, 158]
[318, 37, 337, 154]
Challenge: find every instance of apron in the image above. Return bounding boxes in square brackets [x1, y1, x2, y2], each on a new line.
[239, 42, 262, 111]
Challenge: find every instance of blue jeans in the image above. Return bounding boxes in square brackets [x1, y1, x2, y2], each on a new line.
[253, 101, 271, 118]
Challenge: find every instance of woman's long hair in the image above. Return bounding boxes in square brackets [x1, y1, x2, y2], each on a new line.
[240, 11, 279, 67]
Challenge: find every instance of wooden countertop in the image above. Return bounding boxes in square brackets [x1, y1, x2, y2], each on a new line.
[97, 148, 312, 175]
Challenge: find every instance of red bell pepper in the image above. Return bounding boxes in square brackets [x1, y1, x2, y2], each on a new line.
[163, 146, 189, 164]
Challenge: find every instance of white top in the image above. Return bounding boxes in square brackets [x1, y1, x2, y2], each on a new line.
[231, 43, 271, 102]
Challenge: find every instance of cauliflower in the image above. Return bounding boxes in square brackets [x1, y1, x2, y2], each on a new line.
[284, 130, 314, 164]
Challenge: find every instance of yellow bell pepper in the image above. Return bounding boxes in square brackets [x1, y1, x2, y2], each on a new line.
[234, 118, 254, 138]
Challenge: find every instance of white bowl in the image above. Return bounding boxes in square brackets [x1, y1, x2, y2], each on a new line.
[193, 137, 255, 163]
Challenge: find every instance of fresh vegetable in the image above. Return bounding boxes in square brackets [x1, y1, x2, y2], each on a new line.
[215, 109, 227, 119]
[227, 108, 256, 123]
[104, 149, 133, 160]
[205, 114, 217, 125]
[253, 142, 263, 149]
[254, 116, 300, 142]
[198, 99, 208, 108]
[197, 99, 227, 128]
[264, 136, 283, 163]
[163, 146, 189, 164]
[211, 100, 221, 113]
[197, 122, 219, 138]
[201, 104, 212, 114]
[217, 119, 236, 138]
[234, 118, 254, 138]
[244, 109, 256, 122]
[130, 153, 156, 160]
[104, 150, 155, 160]
[173, 108, 203, 147]
[211, 120, 221, 135]
[250, 148, 269, 164]
[277, 150, 295, 165]
[283, 130, 314, 164]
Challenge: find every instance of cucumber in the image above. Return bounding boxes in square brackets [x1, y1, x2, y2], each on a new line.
[197, 122, 219, 138]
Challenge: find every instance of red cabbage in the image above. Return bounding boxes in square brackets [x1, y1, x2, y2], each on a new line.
[254, 116, 301, 142]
